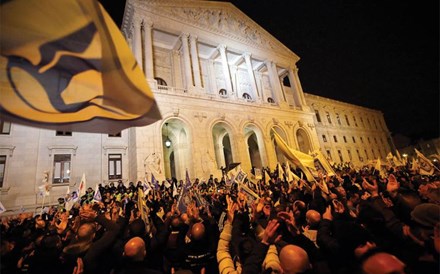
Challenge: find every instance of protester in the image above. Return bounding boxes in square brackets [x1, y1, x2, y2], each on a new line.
[1, 157, 439, 274]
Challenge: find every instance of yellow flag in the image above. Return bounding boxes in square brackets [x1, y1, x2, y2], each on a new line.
[0, 0, 160, 133]
[277, 163, 285, 180]
[272, 131, 315, 170]
[375, 158, 386, 178]
[264, 170, 271, 185]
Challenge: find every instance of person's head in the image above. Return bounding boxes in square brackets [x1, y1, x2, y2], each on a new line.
[124, 237, 146, 261]
[279, 244, 311, 274]
[180, 213, 189, 224]
[410, 203, 440, 229]
[128, 218, 146, 237]
[190, 222, 205, 241]
[305, 210, 321, 228]
[41, 233, 62, 251]
[76, 222, 96, 243]
[170, 216, 182, 231]
[35, 217, 46, 229]
[361, 252, 406, 274]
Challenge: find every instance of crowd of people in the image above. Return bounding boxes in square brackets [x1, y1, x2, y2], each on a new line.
[1, 161, 439, 274]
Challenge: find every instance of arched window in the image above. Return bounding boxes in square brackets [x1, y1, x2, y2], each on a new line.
[283, 76, 291, 87]
[219, 89, 227, 96]
[267, 97, 275, 103]
[155, 77, 167, 86]
[242, 93, 252, 100]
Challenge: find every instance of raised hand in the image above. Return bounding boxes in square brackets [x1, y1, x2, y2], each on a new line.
[323, 205, 333, 221]
[261, 219, 282, 245]
[386, 174, 400, 198]
[277, 210, 299, 235]
[362, 178, 379, 197]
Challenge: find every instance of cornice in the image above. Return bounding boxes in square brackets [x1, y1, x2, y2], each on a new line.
[124, 0, 299, 61]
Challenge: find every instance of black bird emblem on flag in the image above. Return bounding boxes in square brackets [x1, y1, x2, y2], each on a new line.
[0, 0, 160, 133]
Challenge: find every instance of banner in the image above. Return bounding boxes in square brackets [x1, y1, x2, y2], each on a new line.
[415, 149, 435, 176]
[310, 150, 336, 177]
[0, 0, 161, 133]
[235, 169, 247, 184]
[254, 168, 262, 180]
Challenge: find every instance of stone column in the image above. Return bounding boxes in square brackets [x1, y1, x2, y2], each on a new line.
[142, 20, 154, 79]
[266, 61, 283, 103]
[230, 66, 238, 99]
[208, 59, 217, 94]
[291, 66, 308, 108]
[190, 35, 202, 89]
[288, 68, 300, 108]
[181, 33, 193, 89]
[243, 52, 260, 102]
[132, 16, 143, 72]
[218, 45, 234, 95]
[172, 50, 183, 89]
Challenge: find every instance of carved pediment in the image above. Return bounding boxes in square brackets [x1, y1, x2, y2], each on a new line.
[125, 0, 298, 60]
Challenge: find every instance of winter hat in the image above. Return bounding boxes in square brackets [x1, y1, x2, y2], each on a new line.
[410, 203, 440, 228]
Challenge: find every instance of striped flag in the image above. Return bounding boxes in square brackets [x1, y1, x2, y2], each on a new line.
[0, 0, 161, 133]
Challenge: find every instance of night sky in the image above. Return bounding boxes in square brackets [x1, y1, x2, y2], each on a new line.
[100, 0, 439, 142]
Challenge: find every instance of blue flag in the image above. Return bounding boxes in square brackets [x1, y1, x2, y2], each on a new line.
[185, 170, 192, 189]
[177, 184, 191, 213]
[152, 174, 159, 190]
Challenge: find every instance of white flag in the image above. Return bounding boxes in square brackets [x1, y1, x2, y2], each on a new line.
[38, 183, 50, 196]
[78, 173, 87, 197]
[172, 182, 178, 197]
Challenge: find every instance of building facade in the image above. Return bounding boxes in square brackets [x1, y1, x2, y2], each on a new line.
[0, 0, 393, 211]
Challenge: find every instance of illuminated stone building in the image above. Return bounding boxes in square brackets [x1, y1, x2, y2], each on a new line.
[0, 0, 392, 210]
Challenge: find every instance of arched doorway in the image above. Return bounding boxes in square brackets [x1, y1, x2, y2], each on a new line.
[244, 124, 265, 170]
[212, 122, 234, 170]
[247, 133, 262, 169]
[162, 119, 191, 180]
[296, 128, 312, 154]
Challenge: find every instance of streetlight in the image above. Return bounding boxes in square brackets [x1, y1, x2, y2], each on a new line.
[164, 123, 171, 148]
